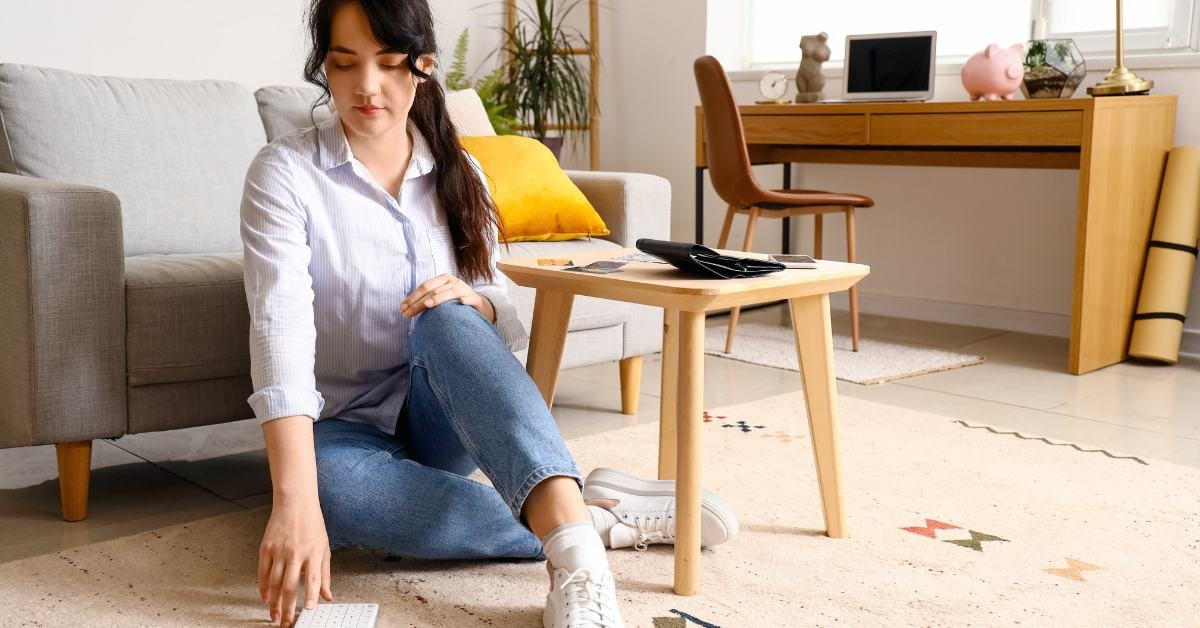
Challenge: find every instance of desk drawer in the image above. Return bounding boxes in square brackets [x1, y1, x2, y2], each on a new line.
[870, 111, 1084, 147]
[742, 114, 867, 145]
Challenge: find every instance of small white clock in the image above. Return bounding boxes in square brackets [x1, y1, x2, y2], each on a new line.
[758, 71, 788, 102]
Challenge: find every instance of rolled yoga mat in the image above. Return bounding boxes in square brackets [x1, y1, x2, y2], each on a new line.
[1129, 146, 1200, 363]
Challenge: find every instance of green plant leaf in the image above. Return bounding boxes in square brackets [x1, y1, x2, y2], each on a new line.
[446, 28, 470, 91]
[492, 0, 593, 148]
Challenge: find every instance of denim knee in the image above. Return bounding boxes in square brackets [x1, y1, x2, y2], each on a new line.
[411, 301, 490, 355]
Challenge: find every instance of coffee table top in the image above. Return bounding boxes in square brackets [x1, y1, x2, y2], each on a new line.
[498, 247, 869, 311]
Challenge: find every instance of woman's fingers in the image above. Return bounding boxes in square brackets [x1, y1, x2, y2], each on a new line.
[402, 275, 469, 317]
[258, 548, 273, 604]
[267, 557, 285, 623]
[321, 546, 333, 602]
[401, 275, 453, 314]
[303, 554, 323, 611]
[421, 283, 460, 308]
[279, 559, 303, 626]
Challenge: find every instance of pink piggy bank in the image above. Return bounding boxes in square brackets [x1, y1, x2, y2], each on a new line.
[961, 43, 1025, 101]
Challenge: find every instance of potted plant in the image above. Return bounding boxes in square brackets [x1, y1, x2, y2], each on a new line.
[444, 29, 518, 135]
[493, 0, 594, 159]
[1020, 39, 1086, 99]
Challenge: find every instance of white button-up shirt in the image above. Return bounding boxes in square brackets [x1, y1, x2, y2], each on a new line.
[240, 114, 527, 436]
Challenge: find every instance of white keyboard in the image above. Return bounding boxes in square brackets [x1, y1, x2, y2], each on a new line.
[293, 603, 378, 628]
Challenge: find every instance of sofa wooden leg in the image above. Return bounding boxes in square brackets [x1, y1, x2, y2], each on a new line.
[55, 440, 92, 522]
[618, 356, 643, 415]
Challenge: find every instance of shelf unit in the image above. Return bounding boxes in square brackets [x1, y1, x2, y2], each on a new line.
[503, 0, 600, 169]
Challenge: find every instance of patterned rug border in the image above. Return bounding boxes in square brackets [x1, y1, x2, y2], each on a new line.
[952, 419, 1150, 465]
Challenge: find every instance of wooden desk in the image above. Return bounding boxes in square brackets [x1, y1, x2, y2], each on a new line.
[694, 97, 1178, 375]
[499, 250, 870, 595]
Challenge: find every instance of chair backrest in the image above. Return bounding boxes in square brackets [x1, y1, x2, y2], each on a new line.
[0, 63, 266, 257]
[693, 55, 766, 209]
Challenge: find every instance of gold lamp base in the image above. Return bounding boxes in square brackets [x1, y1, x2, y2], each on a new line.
[1088, 65, 1154, 96]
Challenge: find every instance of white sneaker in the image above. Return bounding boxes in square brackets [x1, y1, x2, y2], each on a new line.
[582, 467, 739, 551]
[543, 565, 624, 628]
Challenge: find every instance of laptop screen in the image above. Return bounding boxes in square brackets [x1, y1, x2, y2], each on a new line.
[846, 35, 934, 93]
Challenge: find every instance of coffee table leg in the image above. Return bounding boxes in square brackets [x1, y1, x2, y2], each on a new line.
[658, 307, 679, 480]
[526, 289, 574, 409]
[674, 310, 705, 595]
[788, 294, 847, 538]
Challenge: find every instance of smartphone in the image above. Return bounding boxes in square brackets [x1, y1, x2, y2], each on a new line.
[768, 254, 818, 269]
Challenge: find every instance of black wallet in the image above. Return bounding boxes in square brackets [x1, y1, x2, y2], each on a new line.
[635, 238, 786, 279]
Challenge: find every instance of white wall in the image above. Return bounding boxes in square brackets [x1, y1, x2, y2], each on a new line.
[0, 1, 501, 93]
[3, 1, 1196, 352]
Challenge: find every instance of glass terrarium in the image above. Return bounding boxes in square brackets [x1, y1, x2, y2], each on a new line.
[1021, 39, 1087, 98]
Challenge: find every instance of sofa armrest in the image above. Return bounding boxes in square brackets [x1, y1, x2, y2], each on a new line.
[0, 173, 127, 448]
[566, 171, 671, 247]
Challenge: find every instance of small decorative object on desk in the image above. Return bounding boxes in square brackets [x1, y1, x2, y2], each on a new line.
[756, 71, 790, 104]
[793, 32, 829, 103]
[961, 43, 1025, 101]
[1021, 39, 1086, 98]
[1088, 0, 1154, 96]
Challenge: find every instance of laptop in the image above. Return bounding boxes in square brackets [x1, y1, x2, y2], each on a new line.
[837, 31, 937, 102]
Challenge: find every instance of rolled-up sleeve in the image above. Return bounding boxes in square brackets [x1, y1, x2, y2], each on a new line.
[464, 152, 529, 352]
[240, 147, 325, 424]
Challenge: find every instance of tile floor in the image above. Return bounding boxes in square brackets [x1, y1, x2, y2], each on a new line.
[2, 305, 1197, 565]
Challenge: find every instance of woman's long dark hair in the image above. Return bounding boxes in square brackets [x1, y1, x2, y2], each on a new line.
[302, 0, 503, 283]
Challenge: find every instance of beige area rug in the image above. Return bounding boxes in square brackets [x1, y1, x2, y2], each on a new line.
[706, 321, 985, 384]
[3, 393, 1199, 626]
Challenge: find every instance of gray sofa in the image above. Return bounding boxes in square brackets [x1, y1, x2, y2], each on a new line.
[0, 63, 669, 521]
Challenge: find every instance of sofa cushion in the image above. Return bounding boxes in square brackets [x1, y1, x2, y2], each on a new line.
[125, 254, 250, 387]
[255, 85, 496, 141]
[0, 63, 264, 256]
[498, 239, 629, 333]
[461, 135, 610, 243]
[124, 242, 627, 388]
[254, 85, 334, 142]
[444, 89, 497, 136]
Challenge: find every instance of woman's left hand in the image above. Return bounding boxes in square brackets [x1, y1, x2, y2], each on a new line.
[401, 274, 494, 322]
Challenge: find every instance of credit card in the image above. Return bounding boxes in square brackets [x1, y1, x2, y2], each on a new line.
[564, 266, 623, 274]
[586, 261, 627, 270]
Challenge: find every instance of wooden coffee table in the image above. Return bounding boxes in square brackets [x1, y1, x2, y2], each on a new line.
[498, 248, 870, 595]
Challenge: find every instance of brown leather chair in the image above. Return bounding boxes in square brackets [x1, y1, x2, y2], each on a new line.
[694, 55, 875, 352]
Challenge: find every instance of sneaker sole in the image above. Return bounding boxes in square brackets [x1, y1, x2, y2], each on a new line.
[583, 467, 739, 541]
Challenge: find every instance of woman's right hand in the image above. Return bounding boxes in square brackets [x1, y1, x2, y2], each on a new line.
[259, 496, 333, 627]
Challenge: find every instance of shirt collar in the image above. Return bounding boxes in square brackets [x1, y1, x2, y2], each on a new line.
[317, 114, 436, 180]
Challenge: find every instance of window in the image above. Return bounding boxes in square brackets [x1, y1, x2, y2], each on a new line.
[714, 0, 1200, 71]
[735, 0, 1031, 69]
[1033, 0, 1199, 55]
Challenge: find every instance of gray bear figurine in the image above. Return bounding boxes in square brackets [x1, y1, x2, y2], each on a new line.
[795, 32, 830, 103]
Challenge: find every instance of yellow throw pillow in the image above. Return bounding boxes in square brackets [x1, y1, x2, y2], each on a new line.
[460, 135, 610, 242]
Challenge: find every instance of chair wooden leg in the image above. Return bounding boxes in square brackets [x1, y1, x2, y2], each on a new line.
[716, 204, 736, 249]
[56, 440, 93, 522]
[618, 356, 642, 415]
[814, 213, 824, 259]
[725, 207, 759, 353]
[845, 207, 860, 352]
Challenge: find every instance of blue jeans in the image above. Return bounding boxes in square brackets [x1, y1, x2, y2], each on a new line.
[314, 301, 583, 561]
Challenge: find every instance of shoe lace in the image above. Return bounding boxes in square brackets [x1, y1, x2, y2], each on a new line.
[558, 567, 620, 627]
[627, 514, 674, 551]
